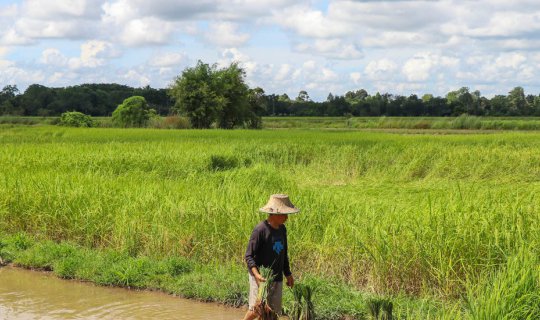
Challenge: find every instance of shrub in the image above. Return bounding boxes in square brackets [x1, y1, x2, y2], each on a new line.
[59, 111, 93, 127]
[112, 96, 154, 128]
[149, 115, 191, 129]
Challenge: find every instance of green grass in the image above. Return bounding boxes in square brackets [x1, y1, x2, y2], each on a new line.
[4, 115, 540, 130]
[1, 126, 539, 319]
[263, 115, 540, 130]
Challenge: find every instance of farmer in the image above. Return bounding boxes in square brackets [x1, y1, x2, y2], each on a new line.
[242, 194, 299, 320]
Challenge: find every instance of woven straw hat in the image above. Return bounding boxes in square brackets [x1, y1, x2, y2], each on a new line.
[259, 194, 300, 214]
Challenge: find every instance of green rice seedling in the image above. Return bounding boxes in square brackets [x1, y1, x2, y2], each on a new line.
[367, 298, 382, 319]
[367, 297, 393, 320]
[255, 267, 278, 320]
[289, 284, 316, 320]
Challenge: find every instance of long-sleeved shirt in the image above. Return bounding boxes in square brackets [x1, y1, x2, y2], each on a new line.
[245, 220, 291, 282]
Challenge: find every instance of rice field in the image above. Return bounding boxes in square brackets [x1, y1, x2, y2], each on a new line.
[1, 125, 539, 318]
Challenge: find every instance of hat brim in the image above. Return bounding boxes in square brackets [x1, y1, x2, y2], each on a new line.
[259, 207, 300, 214]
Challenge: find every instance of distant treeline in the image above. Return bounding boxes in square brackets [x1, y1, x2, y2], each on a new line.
[1, 84, 540, 117]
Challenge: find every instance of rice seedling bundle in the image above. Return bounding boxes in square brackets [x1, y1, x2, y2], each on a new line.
[255, 267, 278, 320]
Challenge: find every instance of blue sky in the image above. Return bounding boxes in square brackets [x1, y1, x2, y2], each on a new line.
[1, 0, 540, 101]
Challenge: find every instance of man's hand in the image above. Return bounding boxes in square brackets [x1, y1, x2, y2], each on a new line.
[286, 274, 294, 288]
[251, 267, 266, 285]
[254, 273, 266, 285]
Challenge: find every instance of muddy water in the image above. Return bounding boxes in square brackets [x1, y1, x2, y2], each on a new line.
[0, 267, 245, 319]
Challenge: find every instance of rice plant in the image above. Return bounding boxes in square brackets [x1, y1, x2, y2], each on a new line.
[289, 284, 316, 320]
[254, 267, 278, 320]
[0, 125, 539, 317]
[367, 298, 393, 320]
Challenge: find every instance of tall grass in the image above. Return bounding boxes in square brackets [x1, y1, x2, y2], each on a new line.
[0, 126, 539, 317]
[263, 115, 540, 130]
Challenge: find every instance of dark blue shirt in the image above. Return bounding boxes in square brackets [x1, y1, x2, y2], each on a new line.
[245, 220, 291, 282]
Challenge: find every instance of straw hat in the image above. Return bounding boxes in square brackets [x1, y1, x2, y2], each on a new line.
[259, 194, 300, 214]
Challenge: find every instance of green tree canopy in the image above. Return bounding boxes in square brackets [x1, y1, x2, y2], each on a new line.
[59, 111, 94, 127]
[112, 96, 154, 127]
[169, 61, 259, 129]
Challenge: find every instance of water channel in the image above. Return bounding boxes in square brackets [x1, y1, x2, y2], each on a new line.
[0, 267, 245, 319]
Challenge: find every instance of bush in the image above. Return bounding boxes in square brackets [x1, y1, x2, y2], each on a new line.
[59, 111, 93, 127]
[149, 115, 191, 129]
[112, 96, 155, 128]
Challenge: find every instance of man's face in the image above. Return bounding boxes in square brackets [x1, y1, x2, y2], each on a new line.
[275, 214, 288, 225]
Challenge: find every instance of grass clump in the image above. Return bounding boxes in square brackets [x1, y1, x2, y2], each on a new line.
[465, 247, 540, 320]
[290, 283, 316, 320]
[367, 297, 393, 320]
[59, 111, 93, 127]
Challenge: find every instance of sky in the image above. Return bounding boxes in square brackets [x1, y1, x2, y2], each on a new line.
[1, 0, 540, 101]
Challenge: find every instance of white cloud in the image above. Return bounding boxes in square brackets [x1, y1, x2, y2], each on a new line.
[495, 53, 526, 69]
[295, 39, 363, 59]
[123, 69, 151, 87]
[69, 40, 117, 69]
[274, 64, 293, 81]
[365, 59, 397, 80]
[40, 48, 68, 67]
[205, 22, 250, 47]
[402, 54, 436, 82]
[149, 52, 187, 67]
[350, 72, 361, 85]
[402, 53, 459, 82]
[22, 0, 104, 19]
[0, 59, 45, 85]
[121, 18, 174, 46]
[275, 5, 352, 38]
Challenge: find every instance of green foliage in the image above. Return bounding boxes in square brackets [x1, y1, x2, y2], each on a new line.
[465, 248, 540, 320]
[169, 61, 260, 129]
[290, 284, 316, 320]
[1, 127, 540, 318]
[367, 297, 393, 320]
[112, 96, 154, 127]
[59, 111, 93, 127]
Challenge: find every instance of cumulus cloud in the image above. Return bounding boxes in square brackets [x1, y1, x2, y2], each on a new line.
[123, 69, 151, 87]
[149, 52, 188, 67]
[402, 53, 459, 82]
[3, 0, 540, 100]
[365, 59, 397, 80]
[0, 59, 45, 85]
[295, 39, 363, 59]
[21, 0, 104, 19]
[205, 22, 250, 47]
[40, 48, 68, 67]
[68, 40, 117, 69]
[275, 5, 353, 38]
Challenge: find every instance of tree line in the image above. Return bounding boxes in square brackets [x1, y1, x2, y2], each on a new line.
[2, 65, 540, 121]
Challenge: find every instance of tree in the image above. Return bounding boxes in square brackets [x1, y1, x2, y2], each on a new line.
[169, 61, 259, 129]
[0, 85, 20, 115]
[296, 90, 310, 102]
[169, 61, 223, 128]
[508, 87, 527, 115]
[214, 62, 251, 129]
[112, 96, 154, 127]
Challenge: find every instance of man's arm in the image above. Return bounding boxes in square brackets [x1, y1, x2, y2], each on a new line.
[283, 227, 294, 287]
[245, 226, 266, 284]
